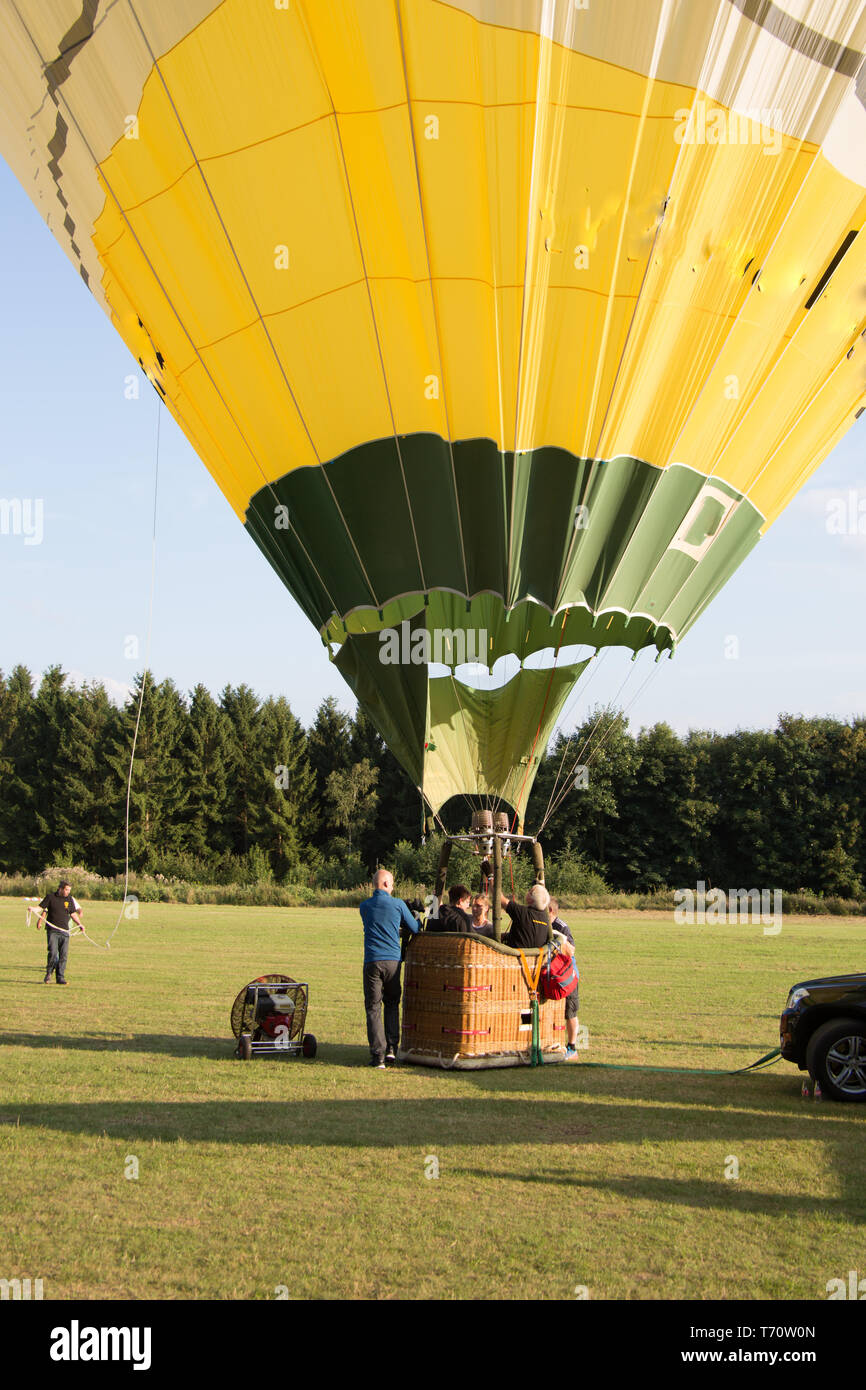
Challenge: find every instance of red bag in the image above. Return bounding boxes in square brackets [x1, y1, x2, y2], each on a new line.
[539, 949, 579, 1001]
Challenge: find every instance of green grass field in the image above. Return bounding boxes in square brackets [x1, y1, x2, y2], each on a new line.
[1, 897, 863, 1300]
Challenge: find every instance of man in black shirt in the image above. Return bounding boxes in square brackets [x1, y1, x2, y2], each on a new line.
[37, 880, 79, 985]
[499, 884, 552, 950]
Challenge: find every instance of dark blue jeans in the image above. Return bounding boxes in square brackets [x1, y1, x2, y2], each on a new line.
[45, 927, 69, 982]
[363, 959, 402, 1062]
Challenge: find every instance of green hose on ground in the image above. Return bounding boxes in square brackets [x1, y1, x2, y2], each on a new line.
[575, 1047, 782, 1076]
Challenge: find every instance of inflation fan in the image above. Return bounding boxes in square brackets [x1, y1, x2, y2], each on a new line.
[230, 974, 317, 1062]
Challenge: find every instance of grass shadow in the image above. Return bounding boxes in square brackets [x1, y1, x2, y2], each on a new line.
[453, 1166, 866, 1223]
[0, 1094, 857, 1151]
[0, 1031, 232, 1060]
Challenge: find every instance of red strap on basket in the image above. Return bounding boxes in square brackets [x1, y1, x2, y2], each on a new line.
[442, 1028, 491, 1036]
[445, 984, 492, 992]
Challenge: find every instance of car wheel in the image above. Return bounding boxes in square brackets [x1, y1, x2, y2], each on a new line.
[806, 1018, 866, 1102]
[302, 1033, 317, 1058]
[239, 1034, 252, 1061]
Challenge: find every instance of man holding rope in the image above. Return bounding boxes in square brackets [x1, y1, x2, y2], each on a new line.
[36, 879, 81, 985]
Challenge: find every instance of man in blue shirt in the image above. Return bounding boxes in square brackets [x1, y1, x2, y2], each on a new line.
[359, 868, 420, 1067]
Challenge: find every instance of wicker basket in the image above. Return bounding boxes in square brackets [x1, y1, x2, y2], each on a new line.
[399, 932, 567, 1069]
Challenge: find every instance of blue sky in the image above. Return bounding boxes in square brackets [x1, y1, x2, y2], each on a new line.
[1, 156, 864, 738]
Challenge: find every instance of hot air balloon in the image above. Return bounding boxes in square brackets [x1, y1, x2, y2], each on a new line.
[2, 0, 864, 1064]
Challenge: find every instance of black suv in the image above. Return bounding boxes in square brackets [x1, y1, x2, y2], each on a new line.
[780, 973, 866, 1101]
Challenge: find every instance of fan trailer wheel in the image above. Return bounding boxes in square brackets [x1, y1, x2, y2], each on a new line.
[239, 1034, 252, 1061]
[302, 1033, 317, 1059]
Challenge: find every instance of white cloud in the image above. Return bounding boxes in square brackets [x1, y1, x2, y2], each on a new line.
[65, 669, 132, 705]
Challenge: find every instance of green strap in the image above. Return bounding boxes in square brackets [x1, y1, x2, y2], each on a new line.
[576, 1047, 782, 1076]
[531, 998, 542, 1068]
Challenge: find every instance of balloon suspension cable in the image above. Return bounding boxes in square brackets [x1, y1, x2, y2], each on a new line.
[416, 785, 449, 841]
[540, 658, 649, 832]
[539, 651, 666, 833]
[505, 607, 569, 833]
[537, 644, 610, 829]
[538, 649, 643, 832]
[80, 400, 162, 950]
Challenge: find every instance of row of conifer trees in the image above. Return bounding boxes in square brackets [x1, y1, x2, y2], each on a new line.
[1, 664, 864, 896]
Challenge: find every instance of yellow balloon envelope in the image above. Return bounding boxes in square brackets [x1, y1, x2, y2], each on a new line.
[1, 0, 864, 818]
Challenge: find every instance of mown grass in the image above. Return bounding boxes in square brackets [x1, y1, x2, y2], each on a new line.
[0, 897, 863, 1300]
